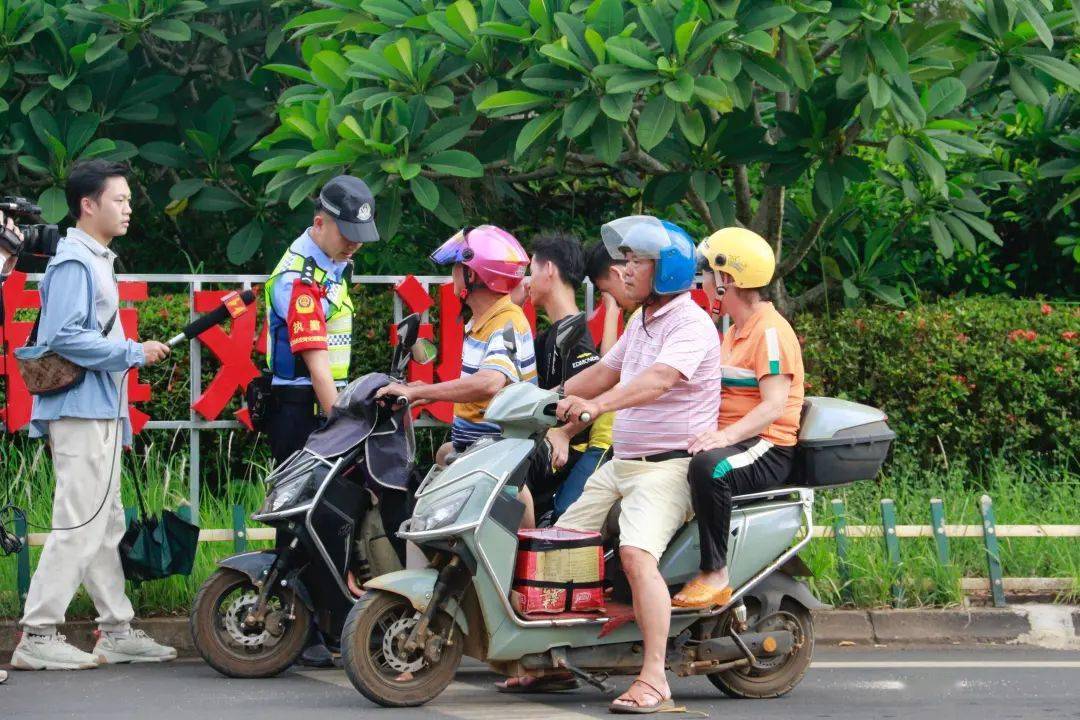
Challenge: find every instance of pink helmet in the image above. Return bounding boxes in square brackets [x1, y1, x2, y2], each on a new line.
[430, 225, 529, 294]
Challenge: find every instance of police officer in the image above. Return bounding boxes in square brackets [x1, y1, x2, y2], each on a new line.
[264, 175, 378, 666]
[264, 175, 378, 464]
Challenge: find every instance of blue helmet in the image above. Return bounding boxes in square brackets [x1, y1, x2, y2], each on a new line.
[600, 215, 697, 295]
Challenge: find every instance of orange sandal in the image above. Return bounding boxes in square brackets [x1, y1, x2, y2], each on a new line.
[671, 580, 732, 609]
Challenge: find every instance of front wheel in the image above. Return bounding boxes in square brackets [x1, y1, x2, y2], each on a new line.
[190, 568, 311, 678]
[341, 590, 462, 707]
[708, 599, 814, 699]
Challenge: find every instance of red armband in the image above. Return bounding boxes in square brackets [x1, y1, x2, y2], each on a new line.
[286, 281, 328, 353]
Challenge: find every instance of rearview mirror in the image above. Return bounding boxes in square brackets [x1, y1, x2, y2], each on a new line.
[396, 313, 421, 350]
[501, 322, 518, 357]
[555, 311, 587, 354]
[391, 313, 422, 378]
[411, 338, 437, 365]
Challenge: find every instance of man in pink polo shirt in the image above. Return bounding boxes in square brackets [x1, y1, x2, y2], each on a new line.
[554, 216, 721, 713]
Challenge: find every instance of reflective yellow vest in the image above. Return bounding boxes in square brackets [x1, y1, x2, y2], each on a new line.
[265, 251, 354, 381]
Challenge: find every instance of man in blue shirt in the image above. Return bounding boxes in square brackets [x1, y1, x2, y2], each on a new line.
[263, 175, 377, 465]
[10, 161, 175, 672]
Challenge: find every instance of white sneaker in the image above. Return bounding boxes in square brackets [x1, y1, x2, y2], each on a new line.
[10, 633, 99, 671]
[0, 668, 7, 683]
[93, 629, 177, 664]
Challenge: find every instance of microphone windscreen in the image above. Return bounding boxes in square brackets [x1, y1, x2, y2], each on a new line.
[184, 304, 231, 338]
[182, 289, 259, 339]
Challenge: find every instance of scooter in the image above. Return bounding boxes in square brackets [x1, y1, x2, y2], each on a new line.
[190, 313, 436, 678]
[338, 312, 896, 707]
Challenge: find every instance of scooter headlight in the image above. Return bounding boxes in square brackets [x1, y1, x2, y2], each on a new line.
[260, 464, 324, 515]
[409, 487, 474, 532]
[267, 476, 306, 512]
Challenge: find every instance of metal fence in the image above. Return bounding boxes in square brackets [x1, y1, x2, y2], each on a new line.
[8, 272, 601, 523]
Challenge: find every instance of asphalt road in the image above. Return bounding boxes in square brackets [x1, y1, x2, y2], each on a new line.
[3, 646, 1079, 720]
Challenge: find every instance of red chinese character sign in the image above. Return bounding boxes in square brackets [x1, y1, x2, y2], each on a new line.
[118, 281, 152, 434]
[0, 273, 152, 435]
[0, 271, 39, 432]
[391, 276, 453, 423]
[1, 275, 684, 436]
[391, 276, 539, 424]
[189, 290, 261, 427]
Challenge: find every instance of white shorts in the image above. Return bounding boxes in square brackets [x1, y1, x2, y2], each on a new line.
[556, 457, 692, 562]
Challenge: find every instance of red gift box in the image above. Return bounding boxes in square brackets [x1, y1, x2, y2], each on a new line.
[511, 527, 605, 615]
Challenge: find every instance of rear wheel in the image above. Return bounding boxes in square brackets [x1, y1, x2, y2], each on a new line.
[341, 590, 462, 707]
[190, 568, 310, 678]
[707, 599, 814, 699]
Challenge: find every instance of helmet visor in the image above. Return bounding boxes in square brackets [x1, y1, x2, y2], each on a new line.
[600, 215, 671, 260]
[430, 228, 471, 265]
[695, 248, 712, 272]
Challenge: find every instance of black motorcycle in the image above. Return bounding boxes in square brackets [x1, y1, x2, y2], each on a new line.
[191, 314, 434, 678]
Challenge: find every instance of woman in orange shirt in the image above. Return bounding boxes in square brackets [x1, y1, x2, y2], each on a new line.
[673, 228, 805, 609]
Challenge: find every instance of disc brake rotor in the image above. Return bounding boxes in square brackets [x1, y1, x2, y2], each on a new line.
[381, 615, 426, 674]
[222, 591, 270, 647]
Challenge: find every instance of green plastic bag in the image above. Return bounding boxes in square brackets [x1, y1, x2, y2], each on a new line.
[119, 479, 199, 581]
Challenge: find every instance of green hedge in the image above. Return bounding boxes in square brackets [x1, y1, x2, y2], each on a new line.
[4, 294, 1075, 475]
[798, 296, 1079, 470]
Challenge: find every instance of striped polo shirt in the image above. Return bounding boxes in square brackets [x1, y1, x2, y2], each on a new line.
[718, 302, 804, 446]
[452, 294, 537, 448]
[600, 292, 722, 458]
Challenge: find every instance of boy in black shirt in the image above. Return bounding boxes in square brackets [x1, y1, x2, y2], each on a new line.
[522, 233, 613, 526]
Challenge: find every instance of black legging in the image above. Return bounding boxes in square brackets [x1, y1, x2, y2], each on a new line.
[688, 441, 795, 572]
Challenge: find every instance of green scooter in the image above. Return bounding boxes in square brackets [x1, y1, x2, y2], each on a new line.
[339, 312, 895, 707]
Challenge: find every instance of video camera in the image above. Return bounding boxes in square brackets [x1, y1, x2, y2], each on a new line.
[0, 196, 61, 280]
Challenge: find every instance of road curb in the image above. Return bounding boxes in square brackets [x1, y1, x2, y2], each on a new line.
[3, 607, 1077, 659]
[869, 608, 1033, 644]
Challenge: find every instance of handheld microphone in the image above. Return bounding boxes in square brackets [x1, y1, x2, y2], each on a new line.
[167, 290, 256, 347]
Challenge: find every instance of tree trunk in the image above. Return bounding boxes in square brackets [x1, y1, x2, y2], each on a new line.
[771, 276, 793, 317]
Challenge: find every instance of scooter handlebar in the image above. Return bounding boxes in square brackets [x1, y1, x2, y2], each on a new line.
[376, 394, 409, 410]
[554, 389, 592, 424]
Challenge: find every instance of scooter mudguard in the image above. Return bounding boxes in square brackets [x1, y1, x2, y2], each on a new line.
[744, 570, 829, 620]
[364, 569, 469, 634]
[218, 551, 314, 611]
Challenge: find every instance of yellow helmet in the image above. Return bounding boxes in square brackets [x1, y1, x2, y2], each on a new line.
[696, 227, 776, 289]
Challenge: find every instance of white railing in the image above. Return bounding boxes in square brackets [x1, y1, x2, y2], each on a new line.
[7, 272, 601, 522]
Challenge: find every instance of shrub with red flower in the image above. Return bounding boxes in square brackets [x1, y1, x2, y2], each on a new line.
[1007, 329, 1037, 342]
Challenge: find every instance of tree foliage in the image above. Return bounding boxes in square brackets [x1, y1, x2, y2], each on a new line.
[1, 0, 1076, 302]
[0, 0, 305, 267]
[254, 0, 1079, 309]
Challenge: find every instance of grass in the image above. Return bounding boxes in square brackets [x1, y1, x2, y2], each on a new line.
[0, 432, 274, 620]
[2, 438, 1077, 619]
[804, 454, 1080, 608]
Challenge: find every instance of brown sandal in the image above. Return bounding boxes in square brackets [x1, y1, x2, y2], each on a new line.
[609, 679, 675, 714]
[496, 674, 580, 694]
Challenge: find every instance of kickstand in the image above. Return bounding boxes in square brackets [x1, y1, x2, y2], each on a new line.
[555, 657, 615, 695]
[727, 627, 766, 672]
